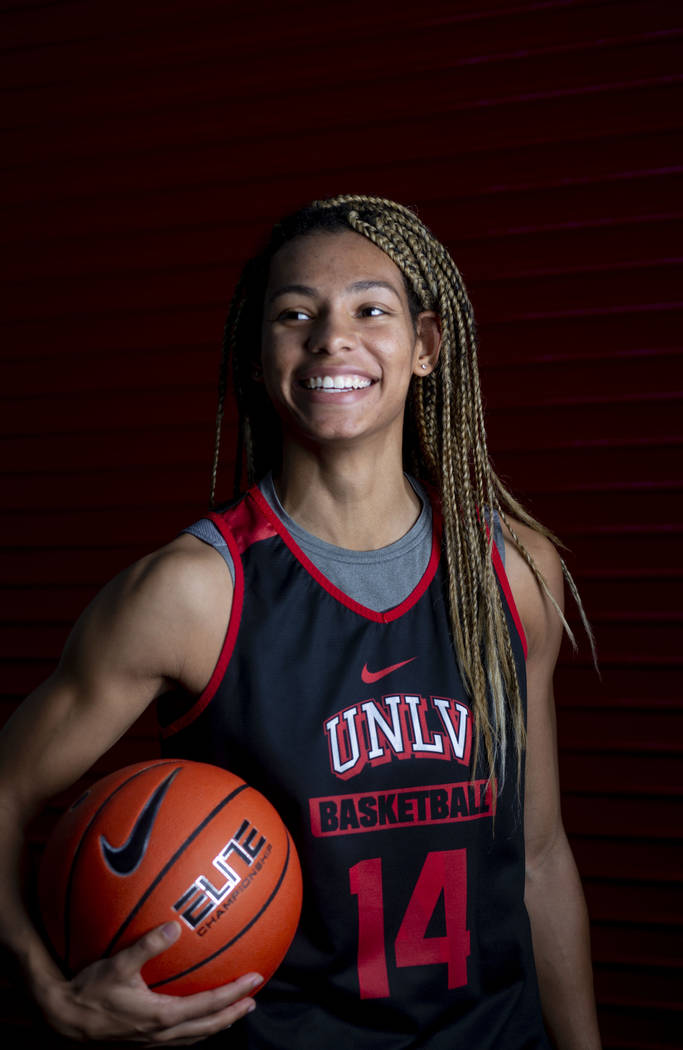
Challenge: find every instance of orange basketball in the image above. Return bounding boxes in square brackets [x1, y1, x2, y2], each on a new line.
[38, 759, 303, 995]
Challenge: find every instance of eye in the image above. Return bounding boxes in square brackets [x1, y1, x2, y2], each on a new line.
[358, 305, 388, 318]
[276, 308, 312, 322]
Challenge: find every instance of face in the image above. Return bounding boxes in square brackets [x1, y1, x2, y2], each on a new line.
[259, 230, 439, 452]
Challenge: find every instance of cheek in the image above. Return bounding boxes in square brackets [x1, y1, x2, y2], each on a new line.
[260, 345, 294, 401]
[377, 334, 418, 375]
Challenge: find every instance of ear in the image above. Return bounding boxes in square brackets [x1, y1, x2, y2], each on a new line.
[412, 312, 441, 377]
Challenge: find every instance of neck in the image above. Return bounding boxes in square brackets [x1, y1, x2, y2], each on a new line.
[273, 441, 421, 550]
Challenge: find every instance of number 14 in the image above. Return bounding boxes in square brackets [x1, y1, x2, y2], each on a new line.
[349, 849, 470, 1000]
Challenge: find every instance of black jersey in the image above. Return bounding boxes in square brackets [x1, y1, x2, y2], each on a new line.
[159, 487, 550, 1049]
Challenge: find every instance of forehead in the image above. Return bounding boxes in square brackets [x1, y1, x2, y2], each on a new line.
[266, 230, 407, 297]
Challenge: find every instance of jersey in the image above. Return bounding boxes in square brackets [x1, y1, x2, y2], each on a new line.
[159, 486, 550, 1049]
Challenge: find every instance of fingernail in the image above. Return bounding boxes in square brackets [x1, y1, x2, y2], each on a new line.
[161, 921, 180, 942]
[247, 973, 263, 990]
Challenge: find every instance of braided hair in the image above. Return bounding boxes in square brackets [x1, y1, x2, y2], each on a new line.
[210, 194, 593, 787]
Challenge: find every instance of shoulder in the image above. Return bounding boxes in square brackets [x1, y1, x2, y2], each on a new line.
[121, 532, 233, 615]
[64, 533, 233, 697]
[91, 533, 232, 638]
[500, 518, 564, 666]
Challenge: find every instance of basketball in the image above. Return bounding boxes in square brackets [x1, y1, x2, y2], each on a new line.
[38, 759, 303, 995]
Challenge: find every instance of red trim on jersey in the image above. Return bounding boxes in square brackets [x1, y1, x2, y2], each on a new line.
[248, 486, 442, 625]
[490, 540, 528, 660]
[223, 490, 278, 552]
[160, 512, 246, 739]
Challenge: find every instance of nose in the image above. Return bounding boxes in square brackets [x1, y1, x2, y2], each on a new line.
[305, 308, 355, 354]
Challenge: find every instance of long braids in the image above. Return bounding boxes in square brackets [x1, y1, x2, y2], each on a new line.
[210, 194, 594, 787]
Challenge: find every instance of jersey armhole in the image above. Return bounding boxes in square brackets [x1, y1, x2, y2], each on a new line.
[160, 514, 244, 738]
[490, 540, 528, 661]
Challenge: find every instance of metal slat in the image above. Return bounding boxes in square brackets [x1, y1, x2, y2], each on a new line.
[1, 127, 679, 213]
[4, 31, 681, 143]
[3, 0, 677, 80]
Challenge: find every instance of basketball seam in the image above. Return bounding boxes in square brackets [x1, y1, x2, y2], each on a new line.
[148, 832, 293, 989]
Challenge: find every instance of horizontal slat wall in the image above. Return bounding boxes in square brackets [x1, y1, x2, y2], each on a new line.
[1, 1, 681, 1045]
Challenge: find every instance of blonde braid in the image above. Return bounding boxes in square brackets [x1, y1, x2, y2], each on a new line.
[313, 195, 530, 782]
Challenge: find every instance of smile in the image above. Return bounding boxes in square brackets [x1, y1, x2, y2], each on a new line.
[301, 375, 375, 391]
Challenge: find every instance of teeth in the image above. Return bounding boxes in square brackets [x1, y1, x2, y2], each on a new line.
[302, 375, 373, 391]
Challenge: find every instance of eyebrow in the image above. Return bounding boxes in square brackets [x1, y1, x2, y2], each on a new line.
[267, 279, 403, 304]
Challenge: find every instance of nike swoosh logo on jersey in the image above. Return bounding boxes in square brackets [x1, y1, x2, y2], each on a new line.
[100, 768, 179, 876]
[361, 657, 416, 684]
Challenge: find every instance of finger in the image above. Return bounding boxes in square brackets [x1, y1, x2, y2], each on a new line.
[109, 921, 181, 978]
[145, 993, 256, 1045]
[141, 972, 264, 1033]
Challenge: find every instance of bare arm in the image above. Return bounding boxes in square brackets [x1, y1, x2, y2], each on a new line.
[0, 535, 262, 1044]
[505, 524, 602, 1050]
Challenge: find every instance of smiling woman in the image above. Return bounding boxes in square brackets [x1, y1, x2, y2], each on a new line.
[255, 230, 440, 468]
[0, 195, 601, 1049]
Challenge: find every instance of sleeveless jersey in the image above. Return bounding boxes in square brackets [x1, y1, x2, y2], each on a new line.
[159, 487, 550, 1049]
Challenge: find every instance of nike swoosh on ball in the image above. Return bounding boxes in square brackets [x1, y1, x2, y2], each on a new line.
[100, 768, 179, 876]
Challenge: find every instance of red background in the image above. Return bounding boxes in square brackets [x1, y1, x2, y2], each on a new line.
[1, 1, 681, 1045]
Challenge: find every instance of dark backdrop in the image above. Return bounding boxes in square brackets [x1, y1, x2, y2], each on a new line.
[1, 1, 681, 1046]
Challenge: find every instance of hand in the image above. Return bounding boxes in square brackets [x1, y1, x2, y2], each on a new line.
[34, 921, 262, 1045]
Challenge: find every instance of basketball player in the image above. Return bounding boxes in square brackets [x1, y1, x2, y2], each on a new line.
[0, 197, 601, 1047]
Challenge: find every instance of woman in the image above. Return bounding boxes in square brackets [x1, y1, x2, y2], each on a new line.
[0, 195, 601, 1046]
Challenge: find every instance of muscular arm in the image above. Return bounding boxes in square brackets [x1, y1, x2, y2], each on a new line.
[504, 524, 601, 1050]
[0, 536, 262, 1043]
